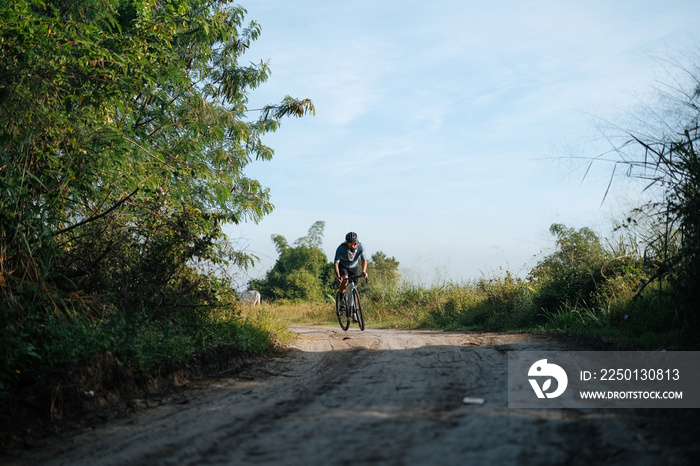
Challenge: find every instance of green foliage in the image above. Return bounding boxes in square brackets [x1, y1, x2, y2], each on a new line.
[251, 222, 333, 302]
[0, 278, 278, 395]
[126, 322, 197, 371]
[258, 217, 689, 348]
[420, 275, 535, 331]
[424, 283, 486, 329]
[351, 222, 685, 347]
[0, 0, 313, 395]
[294, 220, 325, 249]
[475, 273, 536, 328]
[365, 251, 401, 301]
[253, 221, 403, 305]
[595, 48, 700, 328]
[528, 224, 608, 313]
[632, 131, 700, 323]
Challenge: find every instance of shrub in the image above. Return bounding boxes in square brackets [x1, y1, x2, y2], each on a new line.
[529, 224, 608, 313]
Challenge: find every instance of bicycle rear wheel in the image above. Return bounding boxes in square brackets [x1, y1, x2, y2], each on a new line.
[352, 288, 365, 331]
[336, 291, 349, 330]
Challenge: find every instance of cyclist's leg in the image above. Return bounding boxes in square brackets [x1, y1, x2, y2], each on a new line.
[350, 287, 358, 322]
[338, 265, 355, 295]
[336, 289, 349, 330]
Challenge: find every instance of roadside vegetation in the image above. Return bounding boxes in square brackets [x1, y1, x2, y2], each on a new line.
[244, 215, 694, 351]
[367, 220, 693, 350]
[263, 221, 693, 350]
[0, 0, 313, 399]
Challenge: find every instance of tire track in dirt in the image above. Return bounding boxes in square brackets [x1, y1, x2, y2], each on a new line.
[5, 326, 698, 465]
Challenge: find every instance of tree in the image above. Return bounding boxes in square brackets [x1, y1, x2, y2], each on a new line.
[251, 221, 332, 301]
[0, 0, 314, 315]
[0, 0, 314, 391]
[294, 220, 325, 249]
[366, 251, 400, 296]
[528, 224, 607, 312]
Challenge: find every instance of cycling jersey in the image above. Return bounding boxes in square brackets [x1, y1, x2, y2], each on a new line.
[334, 242, 366, 269]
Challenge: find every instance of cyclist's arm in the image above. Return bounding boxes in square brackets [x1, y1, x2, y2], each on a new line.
[334, 261, 341, 281]
[361, 259, 368, 278]
[333, 246, 343, 281]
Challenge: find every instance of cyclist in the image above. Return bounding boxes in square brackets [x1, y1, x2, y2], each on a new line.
[334, 232, 368, 298]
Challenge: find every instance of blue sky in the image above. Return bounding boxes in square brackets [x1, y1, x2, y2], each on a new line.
[224, 0, 700, 286]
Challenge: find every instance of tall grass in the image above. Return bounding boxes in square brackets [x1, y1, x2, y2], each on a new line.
[0, 300, 290, 398]
[265, 275, 687, 350]
[235, 302, 299, 346]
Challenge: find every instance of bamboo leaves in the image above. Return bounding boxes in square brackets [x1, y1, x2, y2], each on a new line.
[0, 0, 313, 322]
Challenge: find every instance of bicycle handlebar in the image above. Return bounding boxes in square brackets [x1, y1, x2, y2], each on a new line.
[337, 273, 368, 283]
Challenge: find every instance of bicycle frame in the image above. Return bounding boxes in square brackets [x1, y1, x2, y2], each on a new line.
[344, 280, 357, 311]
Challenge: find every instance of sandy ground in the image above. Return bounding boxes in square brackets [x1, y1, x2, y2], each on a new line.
[5, 326, 698, 465]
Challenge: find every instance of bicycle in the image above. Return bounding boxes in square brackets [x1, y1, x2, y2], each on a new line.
[336, 273, 366, 331]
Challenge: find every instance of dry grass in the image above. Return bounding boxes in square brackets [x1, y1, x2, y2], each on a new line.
[267, 301, 336, 325]
[236, 301, 336, 343]
[241, 298, 428, 331]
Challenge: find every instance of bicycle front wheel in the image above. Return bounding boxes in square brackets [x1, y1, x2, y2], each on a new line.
[336, 291, 349, 330]
[352, 288, 365, 331]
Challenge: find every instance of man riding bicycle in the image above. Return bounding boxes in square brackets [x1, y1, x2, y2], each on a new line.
[334, 232, 368, 296]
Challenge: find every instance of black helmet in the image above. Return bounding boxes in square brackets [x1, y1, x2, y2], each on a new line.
[345, 232, 358, 243]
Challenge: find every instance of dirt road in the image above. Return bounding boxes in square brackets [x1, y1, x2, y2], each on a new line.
[6, 326, 697, 465]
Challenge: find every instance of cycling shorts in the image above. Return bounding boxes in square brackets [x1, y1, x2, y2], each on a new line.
[339, 265, 360, 283]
